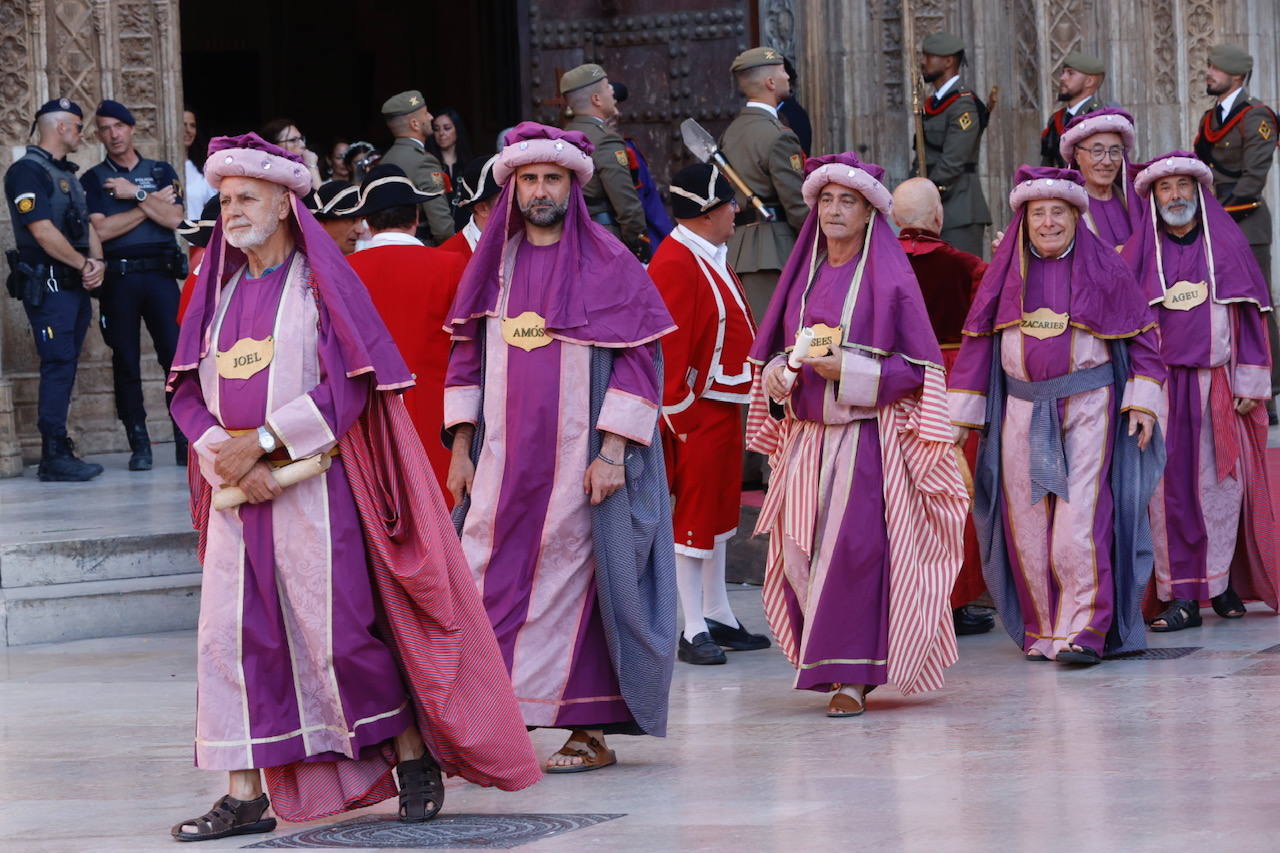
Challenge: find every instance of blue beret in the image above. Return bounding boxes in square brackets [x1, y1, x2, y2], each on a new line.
[95, 99, 135, 126]
[34, 98, 83, 120]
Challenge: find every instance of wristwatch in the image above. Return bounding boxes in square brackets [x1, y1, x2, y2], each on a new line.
[134, 188, 148, 202]
[256, 426, 278, 454]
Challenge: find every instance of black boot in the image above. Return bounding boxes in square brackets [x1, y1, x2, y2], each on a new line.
[953, 605, 996, 635]
[37, 434, 104, 482]
[173, 425, 189, 467]
[125, 422, 152, 471]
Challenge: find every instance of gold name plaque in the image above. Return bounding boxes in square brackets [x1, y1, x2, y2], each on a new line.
[216, 336, 274, 380]
[1019, 308, 1070, 340]
[1162, 280, 1208, 311]
[502, 311, 552, 352]
[807, 323, 843, 357]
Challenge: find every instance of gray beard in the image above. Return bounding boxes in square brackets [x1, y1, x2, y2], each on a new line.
[224, 220, 277, 250]
[1159, 196, 1199, 228]
[520, 200, 568, 228]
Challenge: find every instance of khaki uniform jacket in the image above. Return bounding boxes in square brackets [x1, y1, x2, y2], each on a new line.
[915, 81, 992, 228]
[565, 115, 647, 254]
[718, 106, 808, 274]
[1194, 89, 1279, 247]
[378, 137, 456, 246]
[1040, 94, 1104, 167]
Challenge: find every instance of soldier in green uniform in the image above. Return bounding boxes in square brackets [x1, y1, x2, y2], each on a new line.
[1195, 43, 1280, 410]
[1040, 51, 1108, 168]
[378, 90, 455, 246]
[915, 32, 991, 257]
[718, 47, 807, 324]
[561, 63, 650, 261]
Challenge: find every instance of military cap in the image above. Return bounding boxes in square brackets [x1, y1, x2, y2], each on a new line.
[1208, 43, 1252, 76]
[34, 97, 83, 120]
[731, 46, 785, 73]
[95, 99, 135, 126]
[559, 64, 608, 95]
[1061, 51, 1105, 76]
[669, 163, 734, 220]
[381, 90, 428, 119]
[921, 32, 965, 57]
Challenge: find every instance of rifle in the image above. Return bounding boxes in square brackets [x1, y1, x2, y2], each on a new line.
[913, 74, 928, 177]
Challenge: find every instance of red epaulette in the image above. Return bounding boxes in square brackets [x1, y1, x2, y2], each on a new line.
[923, 90, 969, 117]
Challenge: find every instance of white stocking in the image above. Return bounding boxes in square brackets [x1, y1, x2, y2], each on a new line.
[676, 553, 709, 641]
[701, 540, 738, 626]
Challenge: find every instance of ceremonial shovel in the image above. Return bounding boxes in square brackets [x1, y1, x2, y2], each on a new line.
[680, 118, 776, 222]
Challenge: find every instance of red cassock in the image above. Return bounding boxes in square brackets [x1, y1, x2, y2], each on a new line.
[438, 230, 473, 258]
[899, 227, 987, 608]
[648, 228, 756, 556]
[348, 240, 468, 506]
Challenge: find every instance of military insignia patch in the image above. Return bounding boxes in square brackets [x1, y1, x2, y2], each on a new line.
[957, 112, 973, 131]
[790, 154, 803, 170]
[1260, 120, 1272, 140]
[15, 193, 35, 214]
[614, 150, 629, 167]
[58, 178, 70, 193]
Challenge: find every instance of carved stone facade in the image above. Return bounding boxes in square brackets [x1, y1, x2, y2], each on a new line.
[0, 1, 184, 475]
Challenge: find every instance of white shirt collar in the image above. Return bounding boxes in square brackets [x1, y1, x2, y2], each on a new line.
[363, 231, 423, 249]
[1218, 87, 1244, 118]
[745, 101, 779, 119]
[933, 75, 961, 100]
[673, 224, 728, 270]
[463, 218, 482, 251]
[1066, 97, 1089, 116]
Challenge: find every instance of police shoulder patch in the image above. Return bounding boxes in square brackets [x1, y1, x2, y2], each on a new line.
[15, 192, 35, 214]
[58, 178, 70, 193]
[614, 149, 629, 167]
[790, 153, 803, 170]
[1259, 119, 1272, 141]
[957, 111, 973, 131]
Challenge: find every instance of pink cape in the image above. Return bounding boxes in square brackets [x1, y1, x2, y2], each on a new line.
[187, 391, 541, 821]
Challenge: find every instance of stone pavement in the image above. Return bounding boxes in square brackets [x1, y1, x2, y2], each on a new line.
[2, 589, 1278, 852]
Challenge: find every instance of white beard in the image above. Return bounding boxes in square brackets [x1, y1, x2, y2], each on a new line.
[223, 218, 278, 250]
[1159, 196, 1199, 229]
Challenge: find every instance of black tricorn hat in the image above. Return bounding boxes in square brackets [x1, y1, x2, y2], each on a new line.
[456, 154, 500, 208]
[304, 180, 362, 220]
[354, 164, 436, 216]
[669, 162, 734, 220]
[176, 195, 221, 248]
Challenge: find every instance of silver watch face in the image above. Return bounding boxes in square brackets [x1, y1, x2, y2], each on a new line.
[135, 189, 147, 202]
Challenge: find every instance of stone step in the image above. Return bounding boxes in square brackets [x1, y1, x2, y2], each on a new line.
[1, 572, 202, 646]
[0, 530, 199, 589]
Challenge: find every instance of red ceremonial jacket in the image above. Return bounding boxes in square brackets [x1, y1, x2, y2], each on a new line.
[897, 228, 986, 348]
[347, 236, 468, 505]
[648, 226, 756, 434]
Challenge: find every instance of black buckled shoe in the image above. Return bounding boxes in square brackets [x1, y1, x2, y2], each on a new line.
[706, 618, 771, 651]
[37, 434, 104, 482]
[953, 605, 996, 635]
[125, 422, 152, 471]
[678, 632, 727, 665]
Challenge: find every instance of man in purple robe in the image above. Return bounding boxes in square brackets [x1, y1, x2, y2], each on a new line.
[1059, 108, 1143, 251]
[1123, 152, 1280, 631]
[950, 167, 1165, 666]
[443, 123, 677, 773]
[167, 133, 539, 841]
[747, 153, 968, 717]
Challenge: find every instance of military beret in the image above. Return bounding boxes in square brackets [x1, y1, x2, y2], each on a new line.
[1208, 43, 1252, 76]
[1061, 51, 1105, 76]
[95, 99, 135, 126]
[669, 163, 734, 220]
[559, 64, 608, 94]
[381, 90, 428, 119]
[731, 46, 785, 73]
[921, 31, 965, 57]
[34, 97, 82, 120]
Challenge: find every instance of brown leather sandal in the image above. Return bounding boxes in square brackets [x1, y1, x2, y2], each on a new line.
[826, 685, 866, 717]
[544, 731, 617, 774]
[171, 793, 276, 842]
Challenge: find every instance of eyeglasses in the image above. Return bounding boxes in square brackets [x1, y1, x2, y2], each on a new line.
[279, 135, 305, 146]
[1075, 145, 1124, 162]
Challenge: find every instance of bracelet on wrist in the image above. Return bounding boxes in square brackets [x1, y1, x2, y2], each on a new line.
[597, 451, 623, 466]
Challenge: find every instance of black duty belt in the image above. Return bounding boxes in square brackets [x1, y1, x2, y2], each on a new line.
[30, 262, 83, 287]
[590, 211, 617, 226]
[734, 204, 785, 226]
[105, 254, 180, 277]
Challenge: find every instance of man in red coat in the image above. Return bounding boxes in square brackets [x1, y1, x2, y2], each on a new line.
[893, 177, 993, 635]
[649, 163, 770, 665]
[347, 164, 468, 504]
[439, 154, 499, 258]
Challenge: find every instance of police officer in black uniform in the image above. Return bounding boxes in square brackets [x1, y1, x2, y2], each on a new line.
[4, 98, 106, 481]
[82, 100, 186, 470]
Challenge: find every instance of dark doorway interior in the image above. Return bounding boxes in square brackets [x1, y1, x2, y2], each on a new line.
[180, 0, 523, 165]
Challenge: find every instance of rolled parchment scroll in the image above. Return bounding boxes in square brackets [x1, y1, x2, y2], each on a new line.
[778, 326, 816, 394]
[212, 453, 334, 510]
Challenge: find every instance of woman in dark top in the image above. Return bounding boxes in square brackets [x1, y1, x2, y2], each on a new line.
[426, 108, 473, 228]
